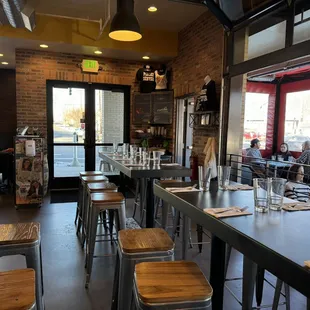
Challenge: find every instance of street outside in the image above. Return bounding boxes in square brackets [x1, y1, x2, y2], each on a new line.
[53, 124, 106, 177]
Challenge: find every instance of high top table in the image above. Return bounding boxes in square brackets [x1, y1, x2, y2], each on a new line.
[98, 153, 191, 228]
[154, 180, 310, 310]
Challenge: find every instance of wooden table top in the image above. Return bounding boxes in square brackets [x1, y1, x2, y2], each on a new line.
[135, 261, 212, 304]
[0, 222, 40, 245]
[0, 268, 35, 310]
[119, 228, 174, 253]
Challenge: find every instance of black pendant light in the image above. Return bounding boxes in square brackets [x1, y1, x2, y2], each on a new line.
[109, 0, 142, 42]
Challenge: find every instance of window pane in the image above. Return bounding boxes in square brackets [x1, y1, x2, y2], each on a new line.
[54, 145, 85, 177]
[243, 93, 269, 149]
[285, 90, 310, 152]
[53, 87, 85, 144]
[95, 90, 124, 144]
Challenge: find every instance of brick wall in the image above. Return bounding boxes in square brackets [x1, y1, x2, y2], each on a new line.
[0, 69, 16, 149]
[170, 11, 223, 163]
[15, 49, 144, 138]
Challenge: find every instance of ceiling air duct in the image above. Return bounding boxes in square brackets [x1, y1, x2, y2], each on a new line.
[109, 0, 141, 42]
[0, 3, 9, 26]
[1, 0, 36, 31]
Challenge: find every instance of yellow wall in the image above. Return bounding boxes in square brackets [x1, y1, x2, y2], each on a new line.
[0, 15, 178, 57]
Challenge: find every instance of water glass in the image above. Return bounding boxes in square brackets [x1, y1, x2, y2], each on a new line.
[123, 143, 129, 157]
[142, 151, 151, 166]
[113, 142, 118, 154]
[153, 151, 163, 166]
[278, 155, 283, 161]
[218, 166, 231, 190]
[198, 166, 212, 192]
[130, 145, 138, 161]
[268, 178, 286, 211]
[253, 178, 270, 213]
[271, 155, 276, 160]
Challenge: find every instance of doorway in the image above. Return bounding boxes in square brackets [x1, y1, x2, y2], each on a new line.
[47, 81, 130, 189]
[175, 96, 195, 168]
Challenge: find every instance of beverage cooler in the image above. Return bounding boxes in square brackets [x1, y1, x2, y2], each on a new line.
[14, 136, 48, 208]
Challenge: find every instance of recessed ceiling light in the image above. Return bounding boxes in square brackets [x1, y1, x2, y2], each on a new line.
[40, 44, 48, 48]
[0, 54, 3, 57]
[148, 5, 157, 12]
[94, 50, 102, 55]
[142, 56, 150, 60]
[1, 62, 8, 65]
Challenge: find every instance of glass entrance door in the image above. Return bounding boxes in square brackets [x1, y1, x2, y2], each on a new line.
[47, 81, 130, 189]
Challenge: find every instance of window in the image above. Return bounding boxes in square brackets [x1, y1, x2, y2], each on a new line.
[243, 92, 269, 149]
[284, 90, 310, 152]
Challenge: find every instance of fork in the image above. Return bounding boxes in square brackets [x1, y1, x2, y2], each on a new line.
[214, 206, 249, 214]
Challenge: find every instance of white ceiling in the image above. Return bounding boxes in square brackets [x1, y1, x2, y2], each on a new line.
[28, 0, 206, 31]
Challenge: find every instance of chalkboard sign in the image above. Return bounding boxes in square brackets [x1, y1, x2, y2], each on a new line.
[152, 92, 173, 124]
[133, 93, 151, 124]
[133, 91, 173, 125]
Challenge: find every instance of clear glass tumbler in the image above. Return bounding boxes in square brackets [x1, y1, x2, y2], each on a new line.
[268, 178, 286, 211]
[123, 143, 129, 157]
[218, 166, 231, 190]
[142, 151, 150, 166]
[153, 151, 163, 166]
[253, 178, 270, 213]
[198, 166, 212, 192]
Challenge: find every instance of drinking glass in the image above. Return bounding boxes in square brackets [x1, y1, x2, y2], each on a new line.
[217, 166, 231, 190]
[253, 178, 270, 213]
[198, 166, 212, 192]
[123, 143, 129, 157]
[268, 178, 286, 211]
[142, 151, 151, 166]
[271, 155, 276, 160]
[278, 155, 283, 161]
[130, 145, 138, 161]
[113, 142, 118, 154]
[153, 151, 163, 166]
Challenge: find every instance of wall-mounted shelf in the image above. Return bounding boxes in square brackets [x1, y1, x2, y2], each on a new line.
[189, 111, 219, 129]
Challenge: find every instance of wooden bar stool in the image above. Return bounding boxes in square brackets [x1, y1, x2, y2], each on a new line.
[133, 261, 213, 309]
[76, 175, 108, 240]
[81, 182, 118, 248]
[85, 192, 126, 288]
[112, 228, 175, 310]
[0, 223, 44, 310]
[0, 269, 36, 310]
[75, 171, 104, 225]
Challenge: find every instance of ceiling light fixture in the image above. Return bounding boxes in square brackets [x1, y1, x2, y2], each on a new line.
[0, 54, 3, 57]
[1, 62, 8, 65]
[109, 0, 142, 42]
[40, 44, 48, 48]
[142, 56, 150, 60]
[148, 5, 157, 12]
[94, 50, 102, 54]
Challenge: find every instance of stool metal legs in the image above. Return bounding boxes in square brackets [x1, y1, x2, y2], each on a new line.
[117, 249, 174, 310]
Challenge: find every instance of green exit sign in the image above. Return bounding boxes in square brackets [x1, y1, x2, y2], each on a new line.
[82, 59, 99, 73]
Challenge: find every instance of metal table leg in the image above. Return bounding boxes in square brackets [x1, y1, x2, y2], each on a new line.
[242, 256, 257, 310]
[210, 235, 226, 310]
[145, 178, 155, 228]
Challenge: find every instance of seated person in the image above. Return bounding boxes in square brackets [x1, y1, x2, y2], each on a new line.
[246, 139, 264, 165]
[296, 140, 310, 181]
[276, 143, 294, 161]
[285, 164, 310, 203]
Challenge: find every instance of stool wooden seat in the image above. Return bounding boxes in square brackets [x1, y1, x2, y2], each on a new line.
[90, 192, 125, 204]
[0, 222, 39, 245]
[134, 261, 212, 307]
[0, 269, 36, 310]
[119, 228, 174, 253]
[80, 171, 103, 177]
[81, 175, 108, 183]
[87, 182, 118, 193]
[0, 223, 44, 310]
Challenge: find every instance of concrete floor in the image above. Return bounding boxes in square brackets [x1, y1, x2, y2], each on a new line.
[0, 193, 307, 310]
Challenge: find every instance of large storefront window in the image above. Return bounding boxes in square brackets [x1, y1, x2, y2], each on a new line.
[284, 90, 310, 152]
[243, 92, 269, 149]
